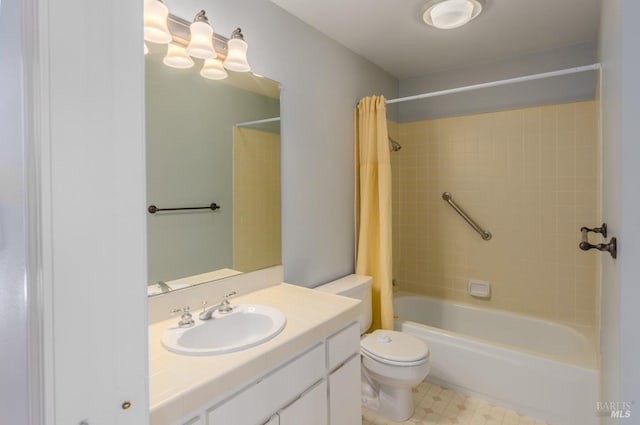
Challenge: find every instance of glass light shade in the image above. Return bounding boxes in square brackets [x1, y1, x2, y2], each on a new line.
[163, 44, 194, 69]
[186, 21, 217, 59]
[223, 38, 251, 72]
[144, 42, 149, 55]
[200, 59, 228, 80]
[144, 0, 172, 43]
[424, 0, 478, 29]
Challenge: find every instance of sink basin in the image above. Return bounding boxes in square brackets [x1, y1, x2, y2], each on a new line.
[162, 304, 286, 356]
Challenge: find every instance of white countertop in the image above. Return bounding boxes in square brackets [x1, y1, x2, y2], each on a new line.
[149, 283, 361, 425]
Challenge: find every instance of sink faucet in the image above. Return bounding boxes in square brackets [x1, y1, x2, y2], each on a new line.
[199, 291, 237, 320]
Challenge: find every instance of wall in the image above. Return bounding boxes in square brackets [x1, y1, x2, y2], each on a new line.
[146, 51, 279, 283]
[392, 101, 599, 325]
[233, 127, 282, 272]
[0, 0, 29, 422]
[166, 0, 398, 286]
[599, 0, 640, 419]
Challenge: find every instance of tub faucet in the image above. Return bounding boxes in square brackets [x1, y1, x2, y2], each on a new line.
[199, 291, 237, 320]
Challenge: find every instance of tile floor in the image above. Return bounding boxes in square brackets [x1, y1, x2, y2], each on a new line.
[362, 380, 550, 425]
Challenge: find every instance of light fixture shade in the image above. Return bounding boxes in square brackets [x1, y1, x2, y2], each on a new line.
[223, 29, 250, 72]
[186, 11, 217, 59]
[144, 0, 172, 43]
[200, 58, 228, 80]
[422, 0, 483, 30]
[144, 42, 149, 55]
[163, 44, 194, 69]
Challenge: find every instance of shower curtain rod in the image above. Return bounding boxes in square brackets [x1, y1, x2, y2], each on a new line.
[384, 63, 601, 105]
[235, 117, 281, 127]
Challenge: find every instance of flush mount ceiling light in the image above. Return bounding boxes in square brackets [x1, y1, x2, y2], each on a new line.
[422, 0, 483, 30]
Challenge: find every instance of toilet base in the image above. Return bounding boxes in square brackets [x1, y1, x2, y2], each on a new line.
[362, 381, 414, 422]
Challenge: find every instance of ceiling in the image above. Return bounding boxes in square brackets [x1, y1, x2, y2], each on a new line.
[270, 0, 601, 79]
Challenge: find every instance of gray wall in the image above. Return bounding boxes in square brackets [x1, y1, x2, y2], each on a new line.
[397, 42, 598, 122]
[0, 0, 29, 422]
[599, 0, 640, 418]
[145, 52, 280, 283]
[168, 0, 398, 286]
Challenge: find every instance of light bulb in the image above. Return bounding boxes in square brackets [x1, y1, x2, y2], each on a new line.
[144, 0, 172, 43]
[186, 11, 217, 60]
[200, 58, 228, 80]
[223, 28, 251, 72]
[163, 44, 194, 69]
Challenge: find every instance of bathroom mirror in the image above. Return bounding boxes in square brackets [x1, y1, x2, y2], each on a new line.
[145, 43, 281, 296]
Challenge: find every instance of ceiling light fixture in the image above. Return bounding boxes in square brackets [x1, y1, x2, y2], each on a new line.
[422, 0, 483, 30]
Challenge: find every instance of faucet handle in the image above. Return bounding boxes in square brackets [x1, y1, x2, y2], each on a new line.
[170, 306, 195, 327]
[219, 291, 237, 313]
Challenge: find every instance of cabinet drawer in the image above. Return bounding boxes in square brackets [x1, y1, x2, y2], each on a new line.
[326, 322, 360, 371]
[279, 380, 327, 425]
[207, 343, 325, 425]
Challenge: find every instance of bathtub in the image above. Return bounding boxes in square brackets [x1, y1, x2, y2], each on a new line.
[394, 293, 598, 425]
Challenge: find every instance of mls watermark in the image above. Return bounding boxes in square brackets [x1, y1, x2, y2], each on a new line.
[596, 401, 634, 418]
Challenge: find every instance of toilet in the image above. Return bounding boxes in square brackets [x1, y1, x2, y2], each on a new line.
[316, 274, 430, 422]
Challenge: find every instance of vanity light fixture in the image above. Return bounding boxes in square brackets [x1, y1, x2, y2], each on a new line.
[200, 58, 228, 80]
[186, 10, 217, 59]
[163, 44, 194, 69]
[143, 2, 253, 80]
[422, 0, 483, 29]
[143, 0, 172, 43]
[223, 28, 251, 72]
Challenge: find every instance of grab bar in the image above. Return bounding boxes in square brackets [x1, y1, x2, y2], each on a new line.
[442, 192, 492, 241]
[147, 202, 220, 214]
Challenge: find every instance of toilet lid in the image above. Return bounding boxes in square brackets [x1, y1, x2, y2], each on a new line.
[360, 330, 429, 364]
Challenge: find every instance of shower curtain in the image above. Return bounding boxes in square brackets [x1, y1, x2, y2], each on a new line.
[354, 95, 394, 331]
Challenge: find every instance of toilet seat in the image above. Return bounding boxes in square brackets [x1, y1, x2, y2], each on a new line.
[360, 330, 429, 367]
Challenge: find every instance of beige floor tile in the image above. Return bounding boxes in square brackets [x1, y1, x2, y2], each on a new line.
[362, 380, 550, 425]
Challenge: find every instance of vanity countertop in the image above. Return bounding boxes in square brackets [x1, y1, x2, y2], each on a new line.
[149, 283, 361, 425]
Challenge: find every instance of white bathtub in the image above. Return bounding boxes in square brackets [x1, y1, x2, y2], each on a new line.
[394, 293, 598, 425]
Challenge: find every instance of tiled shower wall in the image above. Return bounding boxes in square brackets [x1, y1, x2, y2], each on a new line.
[233, 127, 282, 272]
[390, 101, 600, 326]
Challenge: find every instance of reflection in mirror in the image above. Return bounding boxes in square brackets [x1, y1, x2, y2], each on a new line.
[145, 43, 281, 296]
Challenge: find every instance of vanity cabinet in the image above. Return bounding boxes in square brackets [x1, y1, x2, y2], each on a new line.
[171, 321, 360, 425]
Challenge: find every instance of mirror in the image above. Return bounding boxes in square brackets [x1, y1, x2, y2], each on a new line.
[145, 43, 281, 296]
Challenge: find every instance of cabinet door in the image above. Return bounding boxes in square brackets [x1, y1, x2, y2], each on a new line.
[329, 355, 361, 425]
[279, 380, 327, 425]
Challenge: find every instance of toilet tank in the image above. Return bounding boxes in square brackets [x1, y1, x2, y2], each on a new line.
[315, 274, 372, 334]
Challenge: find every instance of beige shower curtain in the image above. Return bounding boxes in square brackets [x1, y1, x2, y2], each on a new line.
[354, 95, 393, 331]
